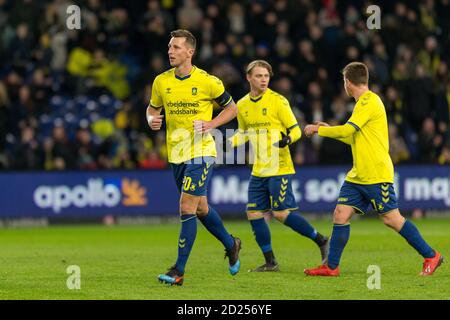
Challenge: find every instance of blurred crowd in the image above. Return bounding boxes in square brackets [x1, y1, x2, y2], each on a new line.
[1, 0, 450, 171]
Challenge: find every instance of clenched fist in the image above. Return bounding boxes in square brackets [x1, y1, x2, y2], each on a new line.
[148, 114, 164, 131]
[193, 120, 214, 134]
[304, 124, 319, 138]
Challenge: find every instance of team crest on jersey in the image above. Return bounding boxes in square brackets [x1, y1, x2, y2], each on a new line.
[262, 108, 267, 115]
[191, 87, 197, 95]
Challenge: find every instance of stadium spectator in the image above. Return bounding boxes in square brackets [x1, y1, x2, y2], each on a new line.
[388, 123, 411, 164]
[8, 23, 33, 71]
[74, 126, 97, 170]
[438, 144, 450, 165]
[417, 35, 441, 78]
[51, 122, 76, 169]
[384, 85, 406, 130]
[139, 150, 166, 169]
[13, 86, 36, 122]
[436, 81, 450, 131]
[418, 118, 443, 163]
[12, 125, 41, 170]
[404, 64, 434, 132]
[177, 0, 203, 32]
[0, 81, 10, 140]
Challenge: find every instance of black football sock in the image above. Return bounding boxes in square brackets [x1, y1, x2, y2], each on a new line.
[313, 232, 328, 247]
[263, 250, 277, 265]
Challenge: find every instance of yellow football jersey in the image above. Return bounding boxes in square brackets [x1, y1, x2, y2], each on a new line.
[150, 66, 232, 164]
[235, 89, 299, 177]
[333, 90, 394, 184]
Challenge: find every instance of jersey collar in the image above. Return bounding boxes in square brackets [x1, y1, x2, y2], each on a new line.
[249, 89, 269, 103]
[250, 95, 263, 103]
[174, 66, 196, 80]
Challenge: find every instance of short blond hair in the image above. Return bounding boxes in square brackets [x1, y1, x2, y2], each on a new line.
[246, 60, 273, 76]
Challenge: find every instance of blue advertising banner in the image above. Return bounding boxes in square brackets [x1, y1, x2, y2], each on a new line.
[0, 171, 179, 217]
[0, 165, 449, 218]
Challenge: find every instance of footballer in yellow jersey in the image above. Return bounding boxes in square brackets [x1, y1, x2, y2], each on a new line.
[304, 62, 442, 277]
[147, 30, 241, 285]
[150, 65, 232, 164]
[324, 89, 394, 185]
[234, 88, 299, 177]
[229, 60, 329, 272]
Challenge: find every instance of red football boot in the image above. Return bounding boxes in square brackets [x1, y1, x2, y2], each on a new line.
[420, 251, 444, 276]
[304, 264, 340, 276]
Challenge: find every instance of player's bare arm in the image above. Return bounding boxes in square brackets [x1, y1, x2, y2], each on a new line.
[314, 121, 330, 127]
[194, 101, 238, 133]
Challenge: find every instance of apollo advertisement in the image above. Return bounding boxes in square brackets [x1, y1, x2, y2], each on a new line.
[0, 166, 449, 218]
[0, 171, 179, 217]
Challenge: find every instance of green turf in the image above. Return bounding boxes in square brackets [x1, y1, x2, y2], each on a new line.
[0, 218, 448, 300]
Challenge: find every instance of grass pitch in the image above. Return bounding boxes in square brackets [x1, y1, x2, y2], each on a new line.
[0, 218, 448, 300]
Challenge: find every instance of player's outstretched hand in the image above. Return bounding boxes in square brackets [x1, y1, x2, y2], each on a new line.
[273, 131, 291, 148]
[148, 115, 164, 131]
[304, 124, 319, 138]
[194, 120, 213, 134]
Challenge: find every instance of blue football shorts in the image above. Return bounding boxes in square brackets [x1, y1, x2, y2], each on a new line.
[247, 174, 298, 212]
[337, 181, 399, 214]
[170, 157, 215, 196]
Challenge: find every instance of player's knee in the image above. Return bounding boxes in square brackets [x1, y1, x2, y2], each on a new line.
[333, 207, 351, 224]
[246, 211, 264, 220]
[273, 210, 289, 223]
[180, 203, 193, 215]
[180, 197, 198, 215]
[196, 202, 209, 217]
[382, 216, 400, 230]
